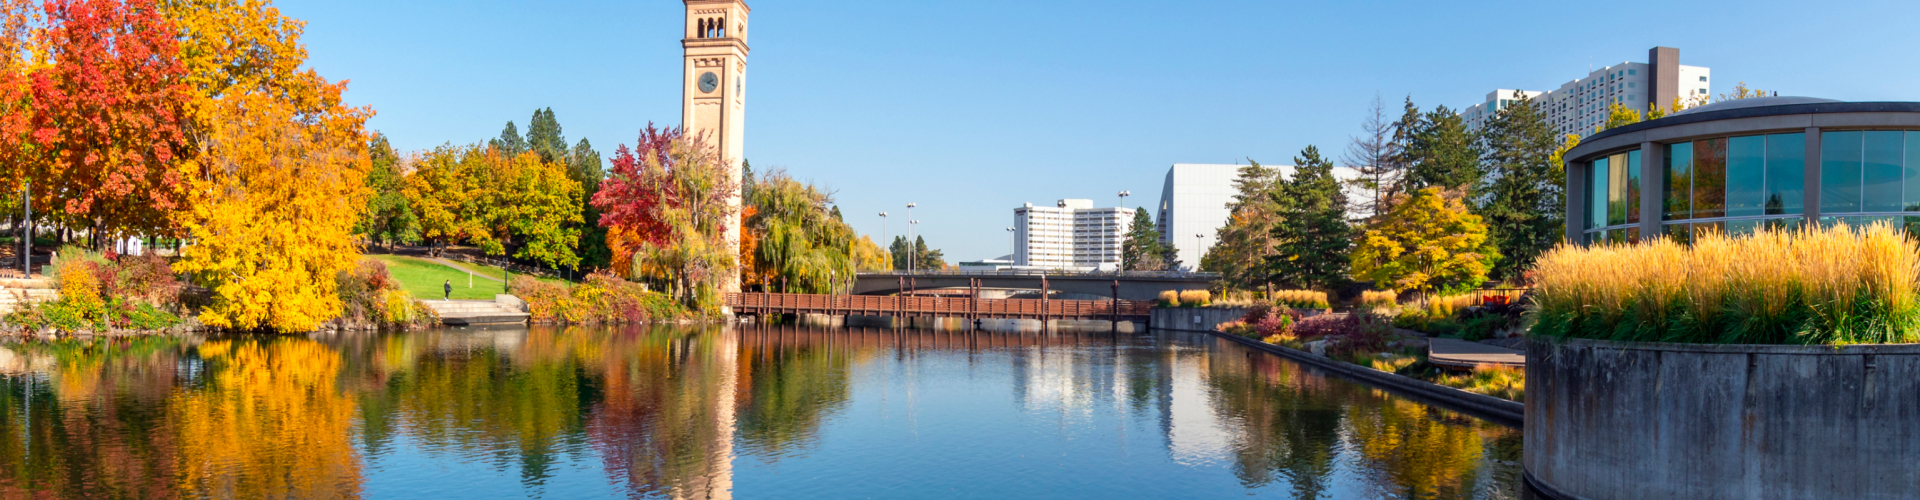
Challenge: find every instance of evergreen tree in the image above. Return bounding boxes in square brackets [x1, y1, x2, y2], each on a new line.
[491, 121, 526, 156]
[1121, 208, 1173, 271]
[526, 108, 568, 163]
[889, 236, 910, 270]
[571, 138, 611, 270]
[1268, 145, 1353, 290]
[1478, 90, 1562, 281]
[740, 158, 756, 199]
[1405, 105, 1482, 193]
[1202, 160, 1283, 288]
[1343, 95, 1402, 219]
[830, 205, 844, 222]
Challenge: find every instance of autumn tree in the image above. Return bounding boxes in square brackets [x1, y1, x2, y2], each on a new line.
[165, 0, 375, 332]
[591, 125, 737, 312]
[745, 169, 876, 293]
[0, 0, 36, 196]
[28, 0, 191, 242]
[1351, 187, 1498, 294]
[495, 149, 582, 269]
[1268, 145, 1352, 290]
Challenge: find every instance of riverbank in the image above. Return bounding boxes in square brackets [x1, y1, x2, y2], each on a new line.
[1170, 318, 1525, 426]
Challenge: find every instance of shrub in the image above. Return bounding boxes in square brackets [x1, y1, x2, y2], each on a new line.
[1358, 290, 1397, 309]
[1176, 289, 1210, 307]
[515, 273, 688, 325]
[1532, 222, 1920, 345]
[1433, 364, 1525, 401]
[1271, 289, 1331, 310]
[336, 260, 434, 330]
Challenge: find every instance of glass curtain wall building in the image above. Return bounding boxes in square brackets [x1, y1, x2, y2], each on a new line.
[1566, 98, 1920, 245]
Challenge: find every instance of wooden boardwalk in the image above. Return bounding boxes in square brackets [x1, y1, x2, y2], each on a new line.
[726, 292, 1150, 321]
[1427, 338, 1526, 369]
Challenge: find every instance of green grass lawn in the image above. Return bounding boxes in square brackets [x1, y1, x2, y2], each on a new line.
[367, 254, 505, 300]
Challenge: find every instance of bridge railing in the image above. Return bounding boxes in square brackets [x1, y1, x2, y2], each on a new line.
[855, 270, 1219, 279]
[726, 293, 1152, 319]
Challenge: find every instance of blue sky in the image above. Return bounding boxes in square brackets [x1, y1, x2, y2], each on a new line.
[283, 0, 1920, 262]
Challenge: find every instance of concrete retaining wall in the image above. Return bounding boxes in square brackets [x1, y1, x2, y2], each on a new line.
[1525, 337, 1920, 500]
[1150, 307, 1331, 332]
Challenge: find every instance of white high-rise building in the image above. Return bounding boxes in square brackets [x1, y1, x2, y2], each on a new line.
[1013, 199, 1134, 271]
[1463, 47, 1711, 139]
[1154, 163, 1367, 272]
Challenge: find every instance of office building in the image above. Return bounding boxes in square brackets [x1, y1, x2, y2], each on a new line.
[1565, 96, 1920, 244]
[1013, 199, 1135, 271]
[1464, 47, 1711, 139]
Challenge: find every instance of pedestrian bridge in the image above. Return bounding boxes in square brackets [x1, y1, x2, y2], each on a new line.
[851, 271, 1218, 301]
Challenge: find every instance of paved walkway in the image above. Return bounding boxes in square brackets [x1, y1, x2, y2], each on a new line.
[1428, 338, 1526, 369]
[432, 257, 504, 284]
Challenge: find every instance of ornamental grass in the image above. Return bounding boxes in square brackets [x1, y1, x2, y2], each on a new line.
[1177, 289, 1211, 307]
[1358, 290, 1398, 309]
[1271, 289, 1331, 310]
[1531, 222, 1920, 345]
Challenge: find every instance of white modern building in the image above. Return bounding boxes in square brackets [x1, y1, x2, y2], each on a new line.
[1154, 163, 1367, 272]
[1013, 199, 1135, 271]
[1463, 47, 1711, 139]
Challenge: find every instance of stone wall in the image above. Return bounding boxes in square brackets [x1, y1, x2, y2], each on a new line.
[1525, 337, 1920, 500]
[1149, 307, 1251, 332]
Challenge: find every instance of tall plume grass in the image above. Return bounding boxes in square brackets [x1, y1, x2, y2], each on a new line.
[1531, 222, 1920, 345]
[1357, 290, 1397, 309]
[1271, 289, 1331, 310]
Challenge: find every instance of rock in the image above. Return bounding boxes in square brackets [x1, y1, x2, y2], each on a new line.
[1306, 340, 1328, 356]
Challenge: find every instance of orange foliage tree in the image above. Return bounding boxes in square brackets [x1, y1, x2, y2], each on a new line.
[26, 0, 190, 239]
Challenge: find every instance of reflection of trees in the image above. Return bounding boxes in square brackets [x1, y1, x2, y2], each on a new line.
[585, 325, 738, 500]
[170, 338, 363, 499]
[1200, 335, 1524, 500]
[1203, 341, 1343, 498]
[733, 328, 853, 457]
[0, 337, 188, 498]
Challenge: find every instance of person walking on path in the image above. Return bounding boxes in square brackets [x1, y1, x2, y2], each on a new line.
[443, 279, 452, 300]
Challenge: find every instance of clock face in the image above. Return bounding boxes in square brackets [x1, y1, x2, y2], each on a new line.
[698, 72, 719, 93]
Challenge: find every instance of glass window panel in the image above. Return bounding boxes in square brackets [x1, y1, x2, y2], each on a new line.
[1725, 219, 1760, 237]
[1766, 133, 1805, 215]
[1762, 217, 1802, 233]
[1905, 216, 1920, 240]
[1606, 229, 1625, 245]
[1609, 152, 1629, 226]
[1725, 135, 1766, 217]
[1693, 138, 1727, 218]
[1864, 131, 1904, 212]
[1627, 150, 1642, 224]
[1909, 133, 1920, 211]
[1691, 220, 1724, 241]
[1590, 158, 1609, 230]
[1626, 227, 1641, 244]
[1666, 223, 1692, 245]
[1665, 142, 1693, 220]
[1821, 131, 1863, 214]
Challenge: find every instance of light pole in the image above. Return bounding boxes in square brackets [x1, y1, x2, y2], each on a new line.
[1116, 191, 1130, 272]
[1005, 227, 1014, 263]
[878, 212, 889, 267]
[910, 219, 921, 273]
[1195, 233, 1206, 273]
[905, 203, 917, 274]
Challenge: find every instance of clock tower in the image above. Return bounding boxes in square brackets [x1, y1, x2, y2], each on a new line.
[682, 0, 748, 296]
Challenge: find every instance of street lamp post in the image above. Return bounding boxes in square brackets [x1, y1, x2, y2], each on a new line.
[905, 203, 917, 274]
[910, 219, 921, 273]
[878, 212, 889, 269]
[1195, 233, 1206, 273]
[1005, 227, 1014, 264]
[1116, 191, 1130, 272]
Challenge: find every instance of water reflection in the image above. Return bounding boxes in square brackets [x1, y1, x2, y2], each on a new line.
[0, 327, 1522, 499]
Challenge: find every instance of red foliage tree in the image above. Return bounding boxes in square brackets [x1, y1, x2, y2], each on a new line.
[28, 0, 190, 239]
[591, 123, 680, 247]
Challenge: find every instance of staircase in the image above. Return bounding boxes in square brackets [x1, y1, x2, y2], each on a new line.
[420, 295, 530, 326]
[0, 279, 57, 314]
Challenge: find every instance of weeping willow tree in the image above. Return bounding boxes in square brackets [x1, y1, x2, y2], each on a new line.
[593, 126, 737, 314]
[745, 170, 889, 294]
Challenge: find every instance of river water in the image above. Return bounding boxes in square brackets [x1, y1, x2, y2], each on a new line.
[0, 326, 1523, 499]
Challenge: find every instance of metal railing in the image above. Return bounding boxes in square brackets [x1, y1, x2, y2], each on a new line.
[856, 269, 1219, 279]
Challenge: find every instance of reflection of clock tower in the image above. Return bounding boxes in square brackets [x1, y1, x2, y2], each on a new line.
[682, 0, 748, 296]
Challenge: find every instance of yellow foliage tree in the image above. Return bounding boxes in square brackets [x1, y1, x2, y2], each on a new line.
[172, 90, 370, 332]
[1350, 187, 1499, 294]
[170, 339, 362, 497]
